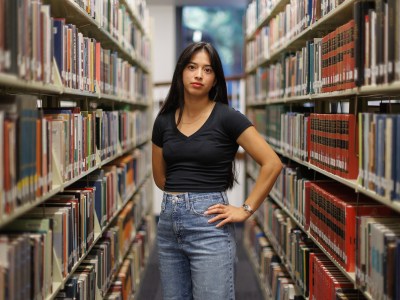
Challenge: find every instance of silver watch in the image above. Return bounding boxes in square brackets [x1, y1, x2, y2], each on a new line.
[242, 203, 254, 214]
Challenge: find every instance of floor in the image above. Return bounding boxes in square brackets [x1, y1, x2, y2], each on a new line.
[135, 223, 265, 300]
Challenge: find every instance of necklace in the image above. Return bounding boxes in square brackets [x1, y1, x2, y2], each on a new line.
[181, 112, 206, 124]
[180, 102, 213, 125]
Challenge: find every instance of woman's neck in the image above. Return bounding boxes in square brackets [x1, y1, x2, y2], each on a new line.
[183, 98, 213, 117]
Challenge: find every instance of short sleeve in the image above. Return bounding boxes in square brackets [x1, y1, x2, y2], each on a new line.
[152, 114, 164, 147]
[223, 106, 253, 141]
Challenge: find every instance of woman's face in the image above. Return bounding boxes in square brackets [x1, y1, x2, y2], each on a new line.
[182, 49, 216, 99]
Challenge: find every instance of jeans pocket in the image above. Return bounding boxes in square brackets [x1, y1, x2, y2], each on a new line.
[190, 194, 225, 216]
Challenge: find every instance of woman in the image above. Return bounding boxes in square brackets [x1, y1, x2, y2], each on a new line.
[152, 42, 282, 300]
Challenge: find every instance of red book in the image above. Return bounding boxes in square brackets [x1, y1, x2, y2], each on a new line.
[325, 114, 336, 175]
[313, 182, 396, 271]
[3, 119, 14, 214]
[304, 181, 312, 230]
[321, 34, 329, 93]
[309, 253, 330, 300]
[342, 20, 356, 90]
[330, 29, 338, 92]
[340, 114, 358, 179]
[336, 24, 344, 91]
[346, 20, 356, 90]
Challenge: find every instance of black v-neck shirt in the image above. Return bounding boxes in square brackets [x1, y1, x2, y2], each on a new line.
[152, 102, 253, 192]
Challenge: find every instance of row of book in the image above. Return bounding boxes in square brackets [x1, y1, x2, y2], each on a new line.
[269, 163, 399, 272]
[0, 0, 151, 102]
[0, 0, 54, 82]
[74, 0, 150, 61]
[309, 253, 367, 300]
[71, 0, 151, 38]
[358, 112, 400, 200]
[356, 215, 400, 300]
[248, 161, 400, 299]
[250, 108, 358, 179]
[53, 18, 150, 99]
[254, 197, 358, 299]
[308, 113, 358, 179]
[55, 213, 153, 300]
[246, 0, 345, 38]
[246, 0, 400, 101]
[251, 104, 400, 198]
[0, 171, 151, 300]
[355, 0, 400, 86]
[244, 218, 369, 300]
[247, 18, 357, 100]
[268, 165, 310, 228]
[244, 219, 305, 300]
[0, 94, 150, 219]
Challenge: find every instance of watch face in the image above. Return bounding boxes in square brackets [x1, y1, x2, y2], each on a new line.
[242, 204, 253, 213]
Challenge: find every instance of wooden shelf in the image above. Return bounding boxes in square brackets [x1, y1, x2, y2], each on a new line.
[0, 71, 150, 106]
[359, 82, 400, 95]
[0, 73, 62, 94]
[246, 88, 358, 106]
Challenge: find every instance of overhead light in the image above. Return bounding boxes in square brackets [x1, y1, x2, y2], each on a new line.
[192, 30, 202, 42]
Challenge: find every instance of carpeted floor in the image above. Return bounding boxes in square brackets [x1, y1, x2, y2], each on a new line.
[135, 223, 264, 300]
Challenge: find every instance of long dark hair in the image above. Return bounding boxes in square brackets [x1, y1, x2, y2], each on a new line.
[159, 42, 228, 116]
[159, 42, 236, 190]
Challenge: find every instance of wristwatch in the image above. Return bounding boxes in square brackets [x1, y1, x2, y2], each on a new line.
[242, 203, 254, 215]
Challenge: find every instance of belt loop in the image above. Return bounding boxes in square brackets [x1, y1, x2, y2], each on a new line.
[220, 191, 229, 205]
[184, 193, 190, 210]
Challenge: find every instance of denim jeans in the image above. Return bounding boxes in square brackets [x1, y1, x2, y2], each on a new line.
[157, 192, 236, 300]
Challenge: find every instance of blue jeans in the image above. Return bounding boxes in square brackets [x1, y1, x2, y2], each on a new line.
[157, 192, 236, 300]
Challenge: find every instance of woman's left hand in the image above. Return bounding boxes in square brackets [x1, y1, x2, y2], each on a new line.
[205, 204, 251, 228]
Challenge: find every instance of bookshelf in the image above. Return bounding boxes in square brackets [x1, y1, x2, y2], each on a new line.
[244, 0, 400, 299]
[0, 0, 154, 299]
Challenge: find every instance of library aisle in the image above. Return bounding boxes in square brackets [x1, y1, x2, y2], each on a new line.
[136, 224, 265, 300]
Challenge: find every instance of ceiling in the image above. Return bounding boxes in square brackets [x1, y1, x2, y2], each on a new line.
[146, 0, 249, 7]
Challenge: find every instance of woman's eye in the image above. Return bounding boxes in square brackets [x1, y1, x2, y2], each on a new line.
[204, 68, 213, 74]
[188, 65, 196, 70]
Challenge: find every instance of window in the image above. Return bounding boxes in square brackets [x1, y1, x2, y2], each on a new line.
[179, 6, 245, 77]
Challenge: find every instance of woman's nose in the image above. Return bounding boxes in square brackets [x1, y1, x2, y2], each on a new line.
[195, 69, 203, 79]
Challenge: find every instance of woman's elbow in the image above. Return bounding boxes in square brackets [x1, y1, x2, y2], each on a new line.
[268, 157, 283, 176]
[152, 173, 165, 191]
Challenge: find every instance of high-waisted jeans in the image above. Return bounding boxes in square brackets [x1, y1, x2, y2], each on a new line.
[157, 192, 236, 300]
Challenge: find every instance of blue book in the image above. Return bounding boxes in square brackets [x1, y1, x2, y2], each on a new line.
[376, 115, 386, 196]
[53, 19, 65, 83]
[396, 240, 400, 298]
[72, 179, 106, 228]
[385, 115, 397, 200]
[307, 0, 313, 26]
[396, 115, 400, 201]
